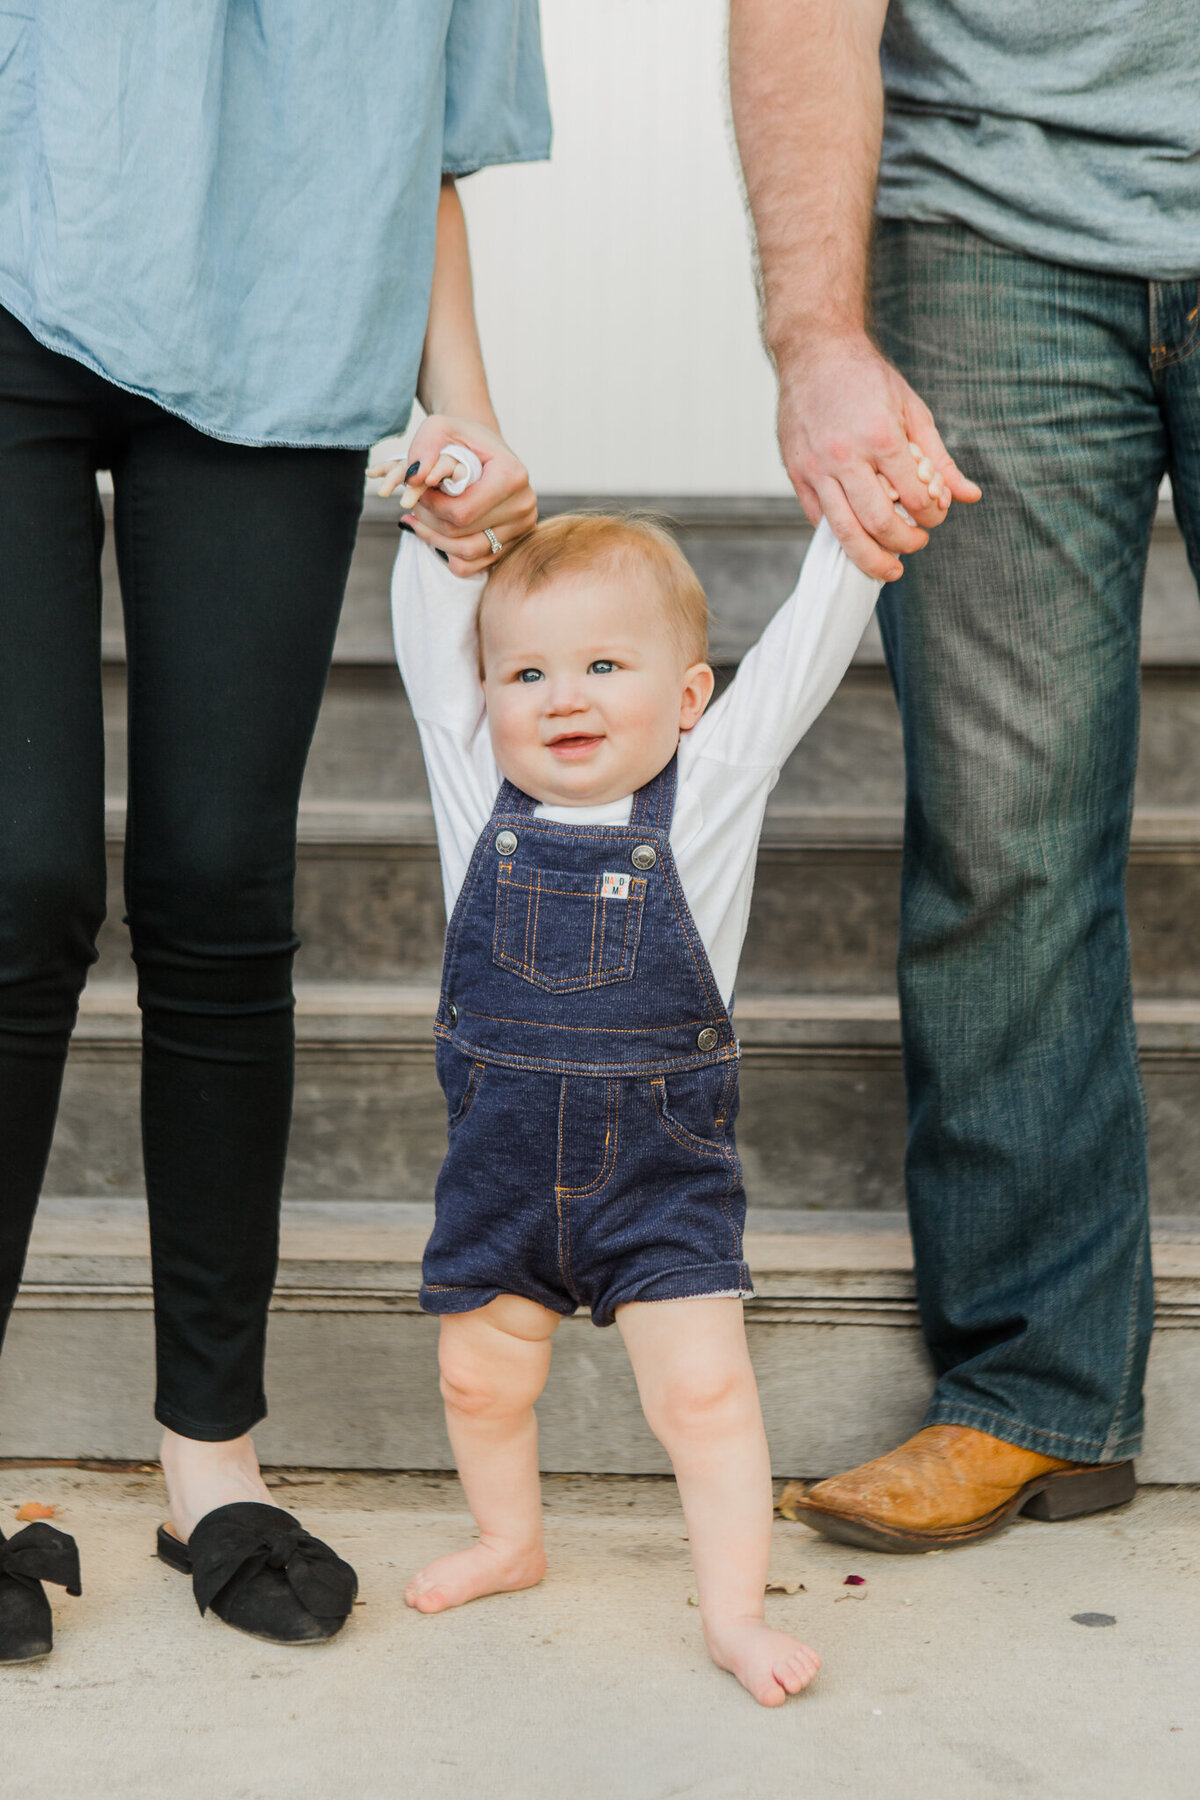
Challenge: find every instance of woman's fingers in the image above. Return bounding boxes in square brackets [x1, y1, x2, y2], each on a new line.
[410, 475, 537, 546]
[401, 515, 510, 573]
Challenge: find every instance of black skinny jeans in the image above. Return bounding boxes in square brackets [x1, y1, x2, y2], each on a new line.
[0, 308, 367, 1438]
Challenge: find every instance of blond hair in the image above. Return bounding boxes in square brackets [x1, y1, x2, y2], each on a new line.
[479, 512, 710, 670]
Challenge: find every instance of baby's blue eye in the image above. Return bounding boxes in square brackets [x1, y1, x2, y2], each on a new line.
[517, 668, 543, 683]
[589, 659, 617, 675]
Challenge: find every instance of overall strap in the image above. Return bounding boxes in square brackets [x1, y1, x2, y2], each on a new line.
[628, 753, 678, 831]
[494, 778, 539, 817]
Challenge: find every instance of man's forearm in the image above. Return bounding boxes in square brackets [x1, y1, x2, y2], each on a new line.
[729, 0, 888, 364]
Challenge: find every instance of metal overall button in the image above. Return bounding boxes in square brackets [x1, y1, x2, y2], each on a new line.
[630, 843, 657, 870]
[495, 829, 518, 855]
[446, 1002, 459, 1026]
[696, 1027, 719, 1052]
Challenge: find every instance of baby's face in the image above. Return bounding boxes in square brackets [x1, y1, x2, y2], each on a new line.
[481, 567, 713, 807]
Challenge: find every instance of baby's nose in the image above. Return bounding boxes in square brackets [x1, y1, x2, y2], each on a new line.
[545, 681, 586, 713]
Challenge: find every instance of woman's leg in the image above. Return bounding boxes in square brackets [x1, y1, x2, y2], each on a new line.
[405, 1295, 559, 1613]
[111, 413, 365, 1532]
[0, 311, 108, 1350]
[618, 1298, 819, 1707]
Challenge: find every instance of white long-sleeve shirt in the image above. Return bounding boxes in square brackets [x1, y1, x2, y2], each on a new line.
[391, 522, 881, 1007]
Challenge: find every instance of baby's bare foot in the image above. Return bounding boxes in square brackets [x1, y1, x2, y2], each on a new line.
[405, 1539, 546, 1614]
[705, 1617, 821, 1707]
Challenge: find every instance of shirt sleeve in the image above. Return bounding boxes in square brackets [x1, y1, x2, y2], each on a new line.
[443, 0, 553, 176]
[390, 533, 502, 910]
[685, 518, 883, 774]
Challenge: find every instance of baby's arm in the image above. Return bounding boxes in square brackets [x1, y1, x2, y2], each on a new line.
[689, 445, 943, 771]
[391, 532, 501, 904]
[685, 517, 882, 773]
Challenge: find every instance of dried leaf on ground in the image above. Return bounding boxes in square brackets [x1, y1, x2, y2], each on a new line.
[765, 1579, 806, 1595]
[775, 1481, 809, 1522]
[686, 1591, 700, 1607]
[15, 1501, 59, 1521]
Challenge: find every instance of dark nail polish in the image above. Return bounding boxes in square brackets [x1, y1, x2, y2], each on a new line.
[397, 518, 414, 532]
[405, 460, 421, 481]
[436, 549, 450, 563]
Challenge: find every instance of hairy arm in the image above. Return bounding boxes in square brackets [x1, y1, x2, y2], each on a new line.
[729, 0, 979, 580]
[373, 179, 537, 575]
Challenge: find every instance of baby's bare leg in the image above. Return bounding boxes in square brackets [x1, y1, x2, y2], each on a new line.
[405, 1294, 561, 1614]
[617, 1297, 820, 1707]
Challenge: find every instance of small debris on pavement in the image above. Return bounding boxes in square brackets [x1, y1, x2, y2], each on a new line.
[765, 1579, 806, 1595]
[1071, 1612, 1116, 1627]
[686, 1591, 700, 1607]
[844, 1575, 866, 1586]
[14, 1501, 59, 1521]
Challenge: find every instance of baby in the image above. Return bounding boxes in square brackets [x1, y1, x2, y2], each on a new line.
[389, 492, 897, 1706]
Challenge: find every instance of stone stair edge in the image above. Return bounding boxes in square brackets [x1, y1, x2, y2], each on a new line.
[97, 797, 1200, 855]
[20, 1197, 1200, 1300]
[71, 980, 1200, 1055]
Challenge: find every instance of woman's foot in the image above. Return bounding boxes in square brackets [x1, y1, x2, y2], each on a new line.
[160, 1428, 275, 1542]
[404, 1537, 546, 1614]
[704, 1616, 821, 1707]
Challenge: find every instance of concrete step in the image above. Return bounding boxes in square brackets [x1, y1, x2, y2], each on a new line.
[5, 1199, 1199, 1479]
[90, 798, 1200, 995]
[95, 660, 1200, 992]
[44, 985, 1200, 1212]
[97, 494, 1200, 668]
[99, 662, 1200, 814]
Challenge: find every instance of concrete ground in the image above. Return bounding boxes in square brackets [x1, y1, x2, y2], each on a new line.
[1, 1467, 1196, 1800]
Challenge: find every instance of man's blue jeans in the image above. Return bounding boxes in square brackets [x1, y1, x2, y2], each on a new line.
[871, 221, 1200, 1462]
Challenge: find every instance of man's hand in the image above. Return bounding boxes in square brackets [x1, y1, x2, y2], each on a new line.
[778, 334, 981, 581]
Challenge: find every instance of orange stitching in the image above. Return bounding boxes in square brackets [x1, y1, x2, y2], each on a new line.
[558, 1081, 621, 1197]
[650, 1079, 727, 1160]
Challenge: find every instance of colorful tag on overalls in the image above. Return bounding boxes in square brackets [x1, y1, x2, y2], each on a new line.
[601, 872, 632, 899]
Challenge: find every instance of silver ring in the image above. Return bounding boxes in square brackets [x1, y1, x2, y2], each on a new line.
[484, 527, 502, 557]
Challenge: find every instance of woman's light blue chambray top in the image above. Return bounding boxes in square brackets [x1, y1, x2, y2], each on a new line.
[0, 3, 550, 448]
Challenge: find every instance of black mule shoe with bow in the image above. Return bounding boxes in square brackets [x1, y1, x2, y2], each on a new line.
[0, 1523, 82, 1665]
[157, 1502, 357, 1645]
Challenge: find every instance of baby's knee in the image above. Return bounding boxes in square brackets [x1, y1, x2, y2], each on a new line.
[438, 1357, 506, 1420]
[438, 1338, 535, 1421]
[646, 1363, 750, 1443]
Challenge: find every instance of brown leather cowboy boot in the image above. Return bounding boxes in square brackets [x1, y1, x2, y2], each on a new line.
[780, 1425, 1136, 1553]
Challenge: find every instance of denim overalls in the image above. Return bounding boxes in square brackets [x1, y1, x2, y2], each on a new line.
[421, 755, 752, 1326]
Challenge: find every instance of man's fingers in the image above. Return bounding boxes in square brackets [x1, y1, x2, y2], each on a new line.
[815, 478, 904, 582]
[838, 464, 929, 556]
[876, 442, 946, 528]
[903, 406, 982, 504]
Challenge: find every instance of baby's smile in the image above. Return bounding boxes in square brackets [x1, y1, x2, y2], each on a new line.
[545, 730, 605, 759]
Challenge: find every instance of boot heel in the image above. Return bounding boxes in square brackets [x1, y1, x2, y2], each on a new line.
[1022, 1460, 1136, 1522]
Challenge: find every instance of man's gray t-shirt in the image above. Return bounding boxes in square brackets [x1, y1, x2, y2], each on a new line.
[876, 1, 1200, 279]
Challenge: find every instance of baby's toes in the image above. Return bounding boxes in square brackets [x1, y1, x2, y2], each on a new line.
[777, 1648, 819, 1694]
[751, 1672, 788, 1708]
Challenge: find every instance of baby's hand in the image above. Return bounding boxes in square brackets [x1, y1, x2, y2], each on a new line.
[369, 449, 473, 507]
[879, 441, 951, 528]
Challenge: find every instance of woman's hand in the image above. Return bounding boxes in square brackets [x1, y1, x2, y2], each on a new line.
[370, 414, 537, 577]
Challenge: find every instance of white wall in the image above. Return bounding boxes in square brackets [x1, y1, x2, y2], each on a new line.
[458, 0, 791, 497]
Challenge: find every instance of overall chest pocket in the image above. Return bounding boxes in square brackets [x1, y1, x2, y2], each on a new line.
[493, 862, 647, 993]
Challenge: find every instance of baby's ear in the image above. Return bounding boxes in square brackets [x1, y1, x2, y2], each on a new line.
[679, 662, 715, 732]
